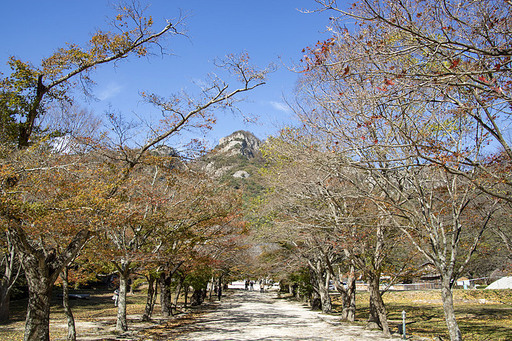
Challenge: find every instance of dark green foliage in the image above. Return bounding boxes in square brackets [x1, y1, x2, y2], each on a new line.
[286, 267, 313, 300]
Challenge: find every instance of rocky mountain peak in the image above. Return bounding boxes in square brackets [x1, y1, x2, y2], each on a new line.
[198, 131, 264, 180]
[216, 130, 261, 159]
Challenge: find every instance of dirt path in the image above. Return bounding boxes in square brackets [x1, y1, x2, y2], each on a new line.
[153, 290, 399, 341]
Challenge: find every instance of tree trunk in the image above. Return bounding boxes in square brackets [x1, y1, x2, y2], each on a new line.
[183, 284, 189, 308]
[173, 276, 184, 314]
[0, 286, 11, 322]
[22, 253, 58, 341]
[60, 267, 76, 341]
[115, 260, 130, 332]
[309, 260, 331, 313]
[367, 274, 390, 337]
[217, 276, 222, 301]
[152, 280, 158, 314]
[341, 269, 356, 322]
[441, 278, 463, 341]
[317, 273, 331, 313]
[24, 276, 53, 341]
[158, 262, 183, 317]
[159, 272, 173, 317]
[310, 290, 321, 310]
[7, 225, 90, 341]
[0, 233, 21, 322]
[190, 288, 204, 306]
[18, 75, 47, 148]
[141, 275, 156, 321]
[202, 288, 207, 302]
[208, 276, 214, 300]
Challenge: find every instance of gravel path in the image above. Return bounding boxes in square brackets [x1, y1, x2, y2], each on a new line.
[170, 290, 398, 341]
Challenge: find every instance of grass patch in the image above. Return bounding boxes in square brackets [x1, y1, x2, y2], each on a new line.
[332, 289, 512, 340]
[0, 287, 157, 341]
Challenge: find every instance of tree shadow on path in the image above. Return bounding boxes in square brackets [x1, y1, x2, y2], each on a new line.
[158, 290, 396, 341]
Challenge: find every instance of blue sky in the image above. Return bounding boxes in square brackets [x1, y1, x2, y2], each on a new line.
[0, 0, 339, 147]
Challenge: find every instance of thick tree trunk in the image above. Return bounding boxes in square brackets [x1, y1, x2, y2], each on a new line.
[341, 269, 356, 322]
[141, 275, 156, 321]
[441, 279, 462, 341]
[159, 272, 173, 317]
[158, 262, 184, 316]
[24, 276, 53, 341]
[367, 274, 390, 337]
[60, 267, 76, 341]
[7, 225, 90, 341]
[115, 260, 130, 332]
[317, 275, 331, 313]
[309, 260, 331, 313]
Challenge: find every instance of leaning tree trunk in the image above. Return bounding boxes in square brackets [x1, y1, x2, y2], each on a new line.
[60, 267, 76, 341]
[440, 277, 463, 341]
[142, 275, 156, 321]
[367, 274, 390, 337]
[115, 260, 131, 332]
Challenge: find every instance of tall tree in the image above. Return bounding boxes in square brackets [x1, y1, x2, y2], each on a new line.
[0, 150, 110, 341]
[0, 3, 268, 341]
[293, 8, 501, 338]
[315, 0, 512, 203]
[260, 131, 412, 334]
[0, 1, 183, 148]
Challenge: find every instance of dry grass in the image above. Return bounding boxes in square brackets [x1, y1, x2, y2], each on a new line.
[0, 287, 193, 341]
[331, 289, 512, 341]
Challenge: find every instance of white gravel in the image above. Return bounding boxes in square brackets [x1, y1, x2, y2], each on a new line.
[172, 290, 399, 341]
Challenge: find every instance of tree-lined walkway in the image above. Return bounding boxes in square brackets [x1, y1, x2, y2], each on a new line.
[168, 290, 397, 341]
